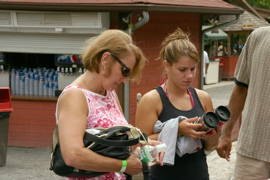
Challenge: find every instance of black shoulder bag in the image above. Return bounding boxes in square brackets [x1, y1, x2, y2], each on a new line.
[50, 125, 149, 179]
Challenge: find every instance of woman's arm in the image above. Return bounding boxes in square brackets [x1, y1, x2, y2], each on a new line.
[196, 89, 219, 150]
[196, 89, 214, 113]
[57, 88, 142, 175]
[136, 89, 206, 140]
[217, 45, 222, 52]
[135, 90, 161, 140]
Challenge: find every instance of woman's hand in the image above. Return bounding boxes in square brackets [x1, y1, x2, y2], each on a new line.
[147, 139, 165, 166]
[201, 129, 219, 151]
[147, 138, 162, 146]
[130, 139, 165, 166]
[178, 117, 206, 139]
[125, 147, 143, 175]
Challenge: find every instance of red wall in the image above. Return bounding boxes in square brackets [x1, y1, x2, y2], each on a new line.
[8, 100, 56, 147]
[129, 12, 202, 125]
[221, 56, 238, 80]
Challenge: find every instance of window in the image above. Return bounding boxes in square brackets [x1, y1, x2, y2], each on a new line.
[230, 33, 247, 56]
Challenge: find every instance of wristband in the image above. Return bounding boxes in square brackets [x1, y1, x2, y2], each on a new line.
[119, 160, 127, 173]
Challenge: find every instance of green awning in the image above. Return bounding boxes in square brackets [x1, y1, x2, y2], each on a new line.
[203, 26, 228, 39]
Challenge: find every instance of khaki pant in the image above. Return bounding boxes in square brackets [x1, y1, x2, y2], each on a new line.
[234, 153, 270, 180]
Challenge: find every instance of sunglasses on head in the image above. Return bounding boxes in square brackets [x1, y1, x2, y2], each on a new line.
[103, 50, 131, 78]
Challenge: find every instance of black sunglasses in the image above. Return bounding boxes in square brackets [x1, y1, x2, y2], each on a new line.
[103, 51, 131, 77]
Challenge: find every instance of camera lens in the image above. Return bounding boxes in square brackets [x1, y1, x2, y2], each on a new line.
[203, 112, 219, 128]
[215, 106, 231, 123]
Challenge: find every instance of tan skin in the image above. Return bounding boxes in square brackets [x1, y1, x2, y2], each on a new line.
[136, 56, 220, 151]
[218, 42, 228, 56]
[57, 51, 163, 176]
[217, 85, 247, 161]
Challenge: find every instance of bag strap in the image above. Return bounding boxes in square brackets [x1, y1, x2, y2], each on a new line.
[51, 126, 59, 153]
[124, 162, 149, 180]
[84, 132, 140, 147]
[142, 162, 149, 180]
[50, 126, 60, 170]
[51, 126, 148, 151]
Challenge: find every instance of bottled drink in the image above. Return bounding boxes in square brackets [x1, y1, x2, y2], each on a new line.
[10, 69, 16, 95]
[15, 71, 20, 95]
[138, 143, 167, 163]
[24, 73, 29, 96]
[29, 73, 34, 96]
[43, 81, 48, 96]
[48, 82, 54, 96]
[33, 74, 39, 96]
[38, 76, 44, 96]
[19, 76, 25, 95]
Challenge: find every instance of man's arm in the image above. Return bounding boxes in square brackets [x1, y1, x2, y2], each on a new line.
[224, 84, 247, 136]
[216, 83, 247, 161]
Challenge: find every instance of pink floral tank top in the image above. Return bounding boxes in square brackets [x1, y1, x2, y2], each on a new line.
[57, 85, 128, 180]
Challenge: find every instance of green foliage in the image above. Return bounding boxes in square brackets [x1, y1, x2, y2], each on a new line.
[246, 0, 270, 10]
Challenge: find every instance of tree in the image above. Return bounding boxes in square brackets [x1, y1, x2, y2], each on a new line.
[246, 0, 270, 10]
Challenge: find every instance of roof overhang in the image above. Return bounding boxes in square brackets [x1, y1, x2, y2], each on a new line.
[0, 2, 244, 15]
[204, 30, 228, 39]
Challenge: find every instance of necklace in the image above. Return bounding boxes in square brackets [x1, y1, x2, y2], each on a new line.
[163, 81, 194, 107]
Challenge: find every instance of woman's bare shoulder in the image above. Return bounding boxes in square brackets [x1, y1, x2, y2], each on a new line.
[194, 88, 213, 111]
[139, 89, 160, 104]
[58, 87, 87, 108]
[195, 88, 211, 98]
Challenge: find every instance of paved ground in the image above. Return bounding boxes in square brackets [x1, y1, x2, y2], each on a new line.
[0, 81, 236, 180]
[207, 141, 237, 180]
[0, 147, 62, 180]
[204, 80, 234, 108]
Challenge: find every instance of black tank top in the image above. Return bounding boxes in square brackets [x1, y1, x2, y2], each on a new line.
[149, 86, 209, 180]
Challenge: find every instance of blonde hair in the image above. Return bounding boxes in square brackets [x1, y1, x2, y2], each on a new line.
[81, 29, 146, 82]
[159, 28, 199, 65]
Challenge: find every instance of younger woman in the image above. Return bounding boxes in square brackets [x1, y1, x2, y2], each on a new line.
[135, 28, 219, 180]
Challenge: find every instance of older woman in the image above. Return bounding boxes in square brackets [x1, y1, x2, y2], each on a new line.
[56, 29, 162, 180]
